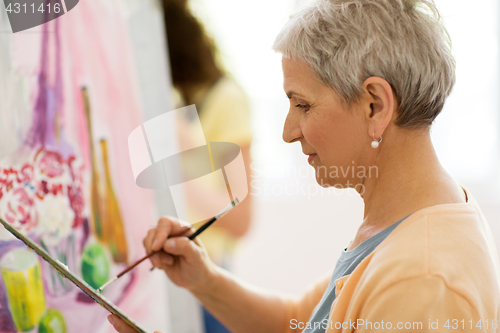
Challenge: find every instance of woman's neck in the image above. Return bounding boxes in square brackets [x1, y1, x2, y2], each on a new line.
[348, 128, 466, 250]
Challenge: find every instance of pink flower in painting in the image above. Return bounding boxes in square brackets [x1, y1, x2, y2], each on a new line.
[0, 187, 37, 232]
[0, 150, 88, 233]
[19, 163, 34, 184]
[37, 150, 64, 178]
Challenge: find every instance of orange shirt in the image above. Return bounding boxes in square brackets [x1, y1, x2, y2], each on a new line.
[282, 187, 500, 332]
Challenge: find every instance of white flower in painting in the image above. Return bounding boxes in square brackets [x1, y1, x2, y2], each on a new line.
[36, 195, 75, 246]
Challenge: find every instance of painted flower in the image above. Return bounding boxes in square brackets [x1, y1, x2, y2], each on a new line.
[37, 150, 64, 178]
[0, 186, 37, 233]
[35, 194, 74, 246]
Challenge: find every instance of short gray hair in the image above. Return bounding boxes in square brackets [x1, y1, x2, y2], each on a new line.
[272, 0, 456, 129]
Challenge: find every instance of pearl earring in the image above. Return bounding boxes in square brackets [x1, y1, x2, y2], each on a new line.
[371, 133, 382, 148]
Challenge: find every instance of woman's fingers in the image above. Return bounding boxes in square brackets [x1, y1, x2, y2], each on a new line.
[143, 216, 196, 269]
[150, 252, 174, 267]
[150, 217, 173, 251]
[145, 216, 193, 253]
[143, 228, 156, 254]
[161, 253, 175, 265]
[107, 315, 137, 333]
[163, 236, 200, 260]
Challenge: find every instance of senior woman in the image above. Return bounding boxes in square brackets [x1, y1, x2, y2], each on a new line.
[110, 0, 500, 332]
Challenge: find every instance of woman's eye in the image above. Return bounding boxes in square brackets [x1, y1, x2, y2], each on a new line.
[295, 104, 310, 112]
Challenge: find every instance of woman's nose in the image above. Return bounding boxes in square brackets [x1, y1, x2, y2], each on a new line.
[282, 111, 302, 143]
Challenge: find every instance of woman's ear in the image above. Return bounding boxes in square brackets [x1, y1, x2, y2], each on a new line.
[362, 77, 396, 138]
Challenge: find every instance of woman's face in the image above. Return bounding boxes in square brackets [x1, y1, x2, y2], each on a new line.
[282, 57, 370, 189]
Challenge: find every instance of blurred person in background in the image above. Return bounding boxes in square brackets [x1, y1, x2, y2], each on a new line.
[161, 0, 253, 332]
[110, 0, 500, 332]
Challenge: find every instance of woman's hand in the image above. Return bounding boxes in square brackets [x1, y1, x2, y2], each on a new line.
[108, 217, 216, 333]
[107, 314, 163, 333]
[143, 216, 216, 292]
[110, 216, 288, 333]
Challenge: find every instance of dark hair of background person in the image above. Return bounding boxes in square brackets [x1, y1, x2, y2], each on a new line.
[161, 0, 225, 107]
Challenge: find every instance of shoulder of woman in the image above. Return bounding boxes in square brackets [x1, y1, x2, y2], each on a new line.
[359, 207, 496, 295]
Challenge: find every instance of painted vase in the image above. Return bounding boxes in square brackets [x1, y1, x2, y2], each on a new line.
[0, 247, 47, 332]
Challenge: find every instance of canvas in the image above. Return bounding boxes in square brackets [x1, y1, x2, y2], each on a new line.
[0, 1, 169, 332]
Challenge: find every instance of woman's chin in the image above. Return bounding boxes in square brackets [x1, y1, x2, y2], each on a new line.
[314, 176, 336, 188]
[314, 175, 356, 190]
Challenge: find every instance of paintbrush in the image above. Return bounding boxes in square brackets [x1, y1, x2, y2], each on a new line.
[97, 198, 239, 292]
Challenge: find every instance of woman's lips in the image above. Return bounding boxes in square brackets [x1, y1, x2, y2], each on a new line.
[308, 154, 316, 164]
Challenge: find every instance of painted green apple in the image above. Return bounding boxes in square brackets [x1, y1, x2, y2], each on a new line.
[81, 242, 110, 289]
[38, 309, 66, 333]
